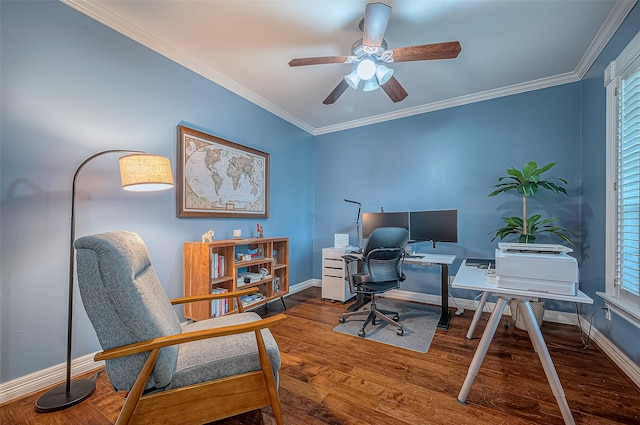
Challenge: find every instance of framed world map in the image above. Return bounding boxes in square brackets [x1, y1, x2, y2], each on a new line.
[177, 125, 269, 218]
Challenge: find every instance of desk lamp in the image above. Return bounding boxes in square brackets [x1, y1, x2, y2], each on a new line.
[344, 199, 362, 253]
[35, 150, 174, 412]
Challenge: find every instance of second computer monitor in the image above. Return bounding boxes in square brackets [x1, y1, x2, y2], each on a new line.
[409, 209, 458, 244]
[361, 212, 410, 240]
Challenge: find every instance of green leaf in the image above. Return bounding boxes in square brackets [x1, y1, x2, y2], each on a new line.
[506, 167, 523, 180]
[522, 161, 538, 180]
[519, 234, 537, 243]
[537, 162, 557, 174]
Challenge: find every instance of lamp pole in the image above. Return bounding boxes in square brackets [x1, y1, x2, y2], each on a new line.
[344, 199, 362, 252]
[35, 150, 142, 412]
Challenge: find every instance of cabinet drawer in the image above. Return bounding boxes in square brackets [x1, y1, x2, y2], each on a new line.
[323, 257, 344, 269]
[322, 275, 353, 302]
[322, 266, 344, 277]
[322, 275, 345, 285]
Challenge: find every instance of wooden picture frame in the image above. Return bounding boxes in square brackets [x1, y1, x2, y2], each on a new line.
[176, 125, 269, 218]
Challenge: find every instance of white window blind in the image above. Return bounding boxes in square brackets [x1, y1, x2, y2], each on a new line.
[603, 30, 640, 327]
[617, 66, 640, 297]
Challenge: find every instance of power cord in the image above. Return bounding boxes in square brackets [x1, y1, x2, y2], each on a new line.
[89, 368, 105, 382]
[449, 290, 483, 316]
[575, 303, 609, 349]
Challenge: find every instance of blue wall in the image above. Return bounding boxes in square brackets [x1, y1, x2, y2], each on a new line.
[313, 84, 582, 302]
[579, 4, 640, 365]
[0, 1, 313, 382]
[1, 0, 639, 386]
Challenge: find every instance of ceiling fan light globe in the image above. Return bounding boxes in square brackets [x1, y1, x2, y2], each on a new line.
[363, 78, 380, 92]
[375, 64, 394, 85]
[344, 70, 361, 89]
[356, 58, 377, 80]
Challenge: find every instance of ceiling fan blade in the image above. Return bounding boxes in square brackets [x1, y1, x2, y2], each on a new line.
[381, 76, 408, 103]
[363, 3, 391, 48]
[289, 56, 349, 67]
[323, 79, 349, 105]
[392, 41, 462, 62]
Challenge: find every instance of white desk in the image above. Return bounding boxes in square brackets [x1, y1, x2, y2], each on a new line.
[404, 253, 456, 329]
[452, 261, 592, 425]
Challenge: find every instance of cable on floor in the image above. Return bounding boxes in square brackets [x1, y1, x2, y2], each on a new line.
[575, 303, 608, 349]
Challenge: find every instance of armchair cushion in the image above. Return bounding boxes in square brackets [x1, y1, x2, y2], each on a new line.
[172, 312, 280, 389]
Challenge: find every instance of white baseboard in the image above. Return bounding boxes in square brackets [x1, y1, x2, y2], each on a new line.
[289, 279, 321, 293]
[0, 353, 104, 405]
[578, 315, 640, 388]
[383, 289, 579, 324]
[2, 283, 637, 405]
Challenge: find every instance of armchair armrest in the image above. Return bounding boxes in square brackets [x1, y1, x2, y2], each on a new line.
[95, 313, 287, 362]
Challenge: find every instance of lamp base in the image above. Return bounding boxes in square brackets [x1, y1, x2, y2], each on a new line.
[35, 379, 96, 413]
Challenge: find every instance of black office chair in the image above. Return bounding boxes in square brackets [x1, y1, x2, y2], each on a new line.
[339, 227, 409, 337]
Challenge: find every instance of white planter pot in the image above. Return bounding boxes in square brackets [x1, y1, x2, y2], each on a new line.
[510, 299, 544, 331]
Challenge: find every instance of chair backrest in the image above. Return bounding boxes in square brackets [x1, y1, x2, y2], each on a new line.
[363, 227, 409, 255]
[362, 227, 409, 282]
[74, 231, 182, 391]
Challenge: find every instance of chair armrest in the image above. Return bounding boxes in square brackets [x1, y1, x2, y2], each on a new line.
[94, 313, 287, 362]
[170, 287, 258, 305]
[341, 254, 362, 266]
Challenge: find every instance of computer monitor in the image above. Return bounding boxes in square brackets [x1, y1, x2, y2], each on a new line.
[361, 212, 410, 240]
[409, 209, 458, 247]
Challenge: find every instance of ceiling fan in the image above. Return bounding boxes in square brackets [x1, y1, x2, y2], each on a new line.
[288, 2, 461, 105]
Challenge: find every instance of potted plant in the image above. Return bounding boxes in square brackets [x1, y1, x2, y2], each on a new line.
[487, 160, 574, 245]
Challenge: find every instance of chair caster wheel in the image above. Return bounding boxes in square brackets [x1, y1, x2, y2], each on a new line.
[393, 315, 399, 321]
[397, 329, 404, 336]
[358, 329, 365, 337]
[338, 317, 345, 323]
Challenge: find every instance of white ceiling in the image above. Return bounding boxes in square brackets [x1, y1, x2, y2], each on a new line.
[63, 0, 636, 135]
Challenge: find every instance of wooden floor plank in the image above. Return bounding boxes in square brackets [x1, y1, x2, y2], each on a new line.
[1, 287, 638, 425]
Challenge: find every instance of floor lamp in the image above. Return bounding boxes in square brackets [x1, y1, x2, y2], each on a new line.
[35, 150, 174, 412]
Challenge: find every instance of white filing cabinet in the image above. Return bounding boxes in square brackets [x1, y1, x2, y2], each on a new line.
[321, 247, 355, 302]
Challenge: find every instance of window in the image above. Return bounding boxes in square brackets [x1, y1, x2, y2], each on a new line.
[602, 30, 640, 328]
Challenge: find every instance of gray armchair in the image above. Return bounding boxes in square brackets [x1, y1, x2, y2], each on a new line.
[74, 230, 285, 425]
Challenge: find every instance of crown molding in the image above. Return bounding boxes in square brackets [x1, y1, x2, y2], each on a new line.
[312, 71, 580, 135]
[575, 0, 637, 79]
[62, 0, 635, 136]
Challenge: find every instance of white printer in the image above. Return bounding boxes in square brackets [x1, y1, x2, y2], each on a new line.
[495, 243, 578, 295]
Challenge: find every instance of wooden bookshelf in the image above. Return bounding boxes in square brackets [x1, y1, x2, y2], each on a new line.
[183, 237, 289, 321]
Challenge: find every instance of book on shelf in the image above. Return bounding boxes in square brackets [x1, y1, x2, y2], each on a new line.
[211, 287, 228, 317]
[210, 253, 225, 278]
[240, 293, 265, 307]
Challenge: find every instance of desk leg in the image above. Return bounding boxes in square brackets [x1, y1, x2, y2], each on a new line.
[457, 297, 509, 405]
[466, 291, 489, 340]
[438, 264, 451, 329]
[518, 300, 576, 425]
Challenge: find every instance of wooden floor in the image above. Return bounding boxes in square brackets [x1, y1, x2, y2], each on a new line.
[2, 286, 639, 425]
